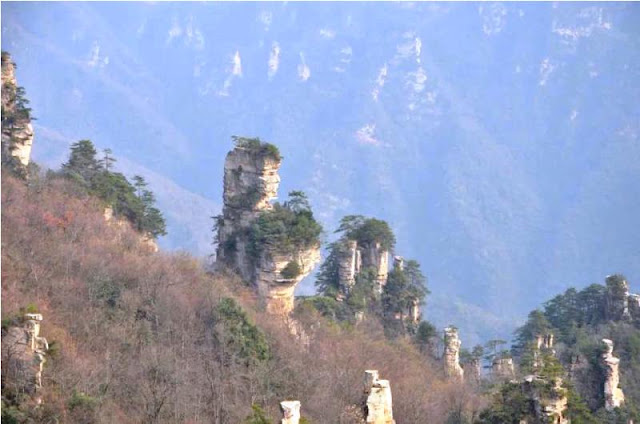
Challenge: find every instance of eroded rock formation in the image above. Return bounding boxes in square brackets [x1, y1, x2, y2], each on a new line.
[629, 294, 640, 321]
[1, 52, 34, 168]
[336, 239, 389, 295]
[533, 333, 556, 369]
[280, 400, 301, 424]
[492, 357, 515, 380]
[256, 248, 321, 315]
[363, 370, 395, 424]
[1, 314, 49, 404]
[337, 240, 361, 294]
[521, 376, 569, 424]
[601, 338, 625, 411]
[467, 358, 482, 384]
[216, 143, 320, 316]
[444, 327, 464, 381]
[216, 145, 281, 280]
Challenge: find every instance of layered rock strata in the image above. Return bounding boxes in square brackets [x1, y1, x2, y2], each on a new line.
[216, 146, 281, 280]
[1, 52, 34, 168]
[363, 370, 395, 424]
[601, 338, 625, 411]
[444, 327, 464, 381]
[280, 400, 301, 424]
[256, 248, 321, 315]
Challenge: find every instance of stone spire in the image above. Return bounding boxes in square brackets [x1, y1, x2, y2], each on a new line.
[280, 400, 301, 424]
[492, 357, 515, 380]
[215, 141, 321, 316]
[337, 239, 360, 294]
[1, 52, 34, 168]
[601, 339, 625, 411]
[443, 327, 464, 381]
[1, 314, 49, 404]
[363, 370, 395, 424]
[605, 275, 631, 321]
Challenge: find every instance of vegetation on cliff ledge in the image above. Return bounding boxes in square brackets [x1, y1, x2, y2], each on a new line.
[60, 139, 166, 238]
[232, 135, 281, 162]
[247, 190, 322, 262]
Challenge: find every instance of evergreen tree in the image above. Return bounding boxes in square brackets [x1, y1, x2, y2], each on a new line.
[61, 140, 101, 187]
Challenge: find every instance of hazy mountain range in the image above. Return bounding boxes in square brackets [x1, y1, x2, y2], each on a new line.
[3, 1, 639, 344]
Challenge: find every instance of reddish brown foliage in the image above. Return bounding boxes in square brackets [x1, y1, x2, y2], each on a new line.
[2, 171, 486, 423]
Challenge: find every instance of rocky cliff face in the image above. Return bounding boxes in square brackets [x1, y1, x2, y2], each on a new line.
[533, 333, 555, 369]
[256, 248, 321, 315]
[1, 314, 49, 404]
[604, 274, 640, 322]
[337, 240, 360, 294]
[216, 146, 281, 280]
[492, 357, 515, 380]
[216, 143, 320, 316]
[1, 52, 34, 168]
[363, 370, 395, 424]
[336, 239, 389, 295]
[443, 327, 464, 381]
[467, 358, 482, 384]
[601, 338, 625, 411]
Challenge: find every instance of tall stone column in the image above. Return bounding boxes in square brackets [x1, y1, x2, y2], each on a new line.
[444, 327, 464, 381]
[280, 400, 301, 424]
[363, 370, 395, 424]
[601, 339, 625, 410]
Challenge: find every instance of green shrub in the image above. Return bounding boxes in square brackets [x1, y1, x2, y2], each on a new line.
[216, 298, 271, 364]
[281, 261, 301, 280]
[247, 193, 322, 261]
[232, 136, 281, 162]
[68, 390, 98, 412]
[244, 404, 273, 424]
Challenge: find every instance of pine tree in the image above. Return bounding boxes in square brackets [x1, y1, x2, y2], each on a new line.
[61, 140, 101, 187]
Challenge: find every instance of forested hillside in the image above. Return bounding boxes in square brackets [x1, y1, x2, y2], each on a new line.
[1, 169, 483, 423]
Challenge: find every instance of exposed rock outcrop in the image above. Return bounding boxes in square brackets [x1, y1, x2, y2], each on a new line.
[1, 314, 49, 404]
[444, 327, 464, 381]
[363, 242, 389, 293]
[216, 142, 320, 316]
[629, 294, 640, 321]
[216, 145, 281, 280]
[337, 240, 361, 294]
[533, 333, 556, 369]
[601, 338, 625, 411]
[467, 358, 482, 384]
[363, 370, 395, 424]
[336, 239, 389, 295]
[280, 400, 301, 424]
[492, 357, 515, 380]
[536, 333, 554, 351]
[605, 275, 631, 321]
[103, 206, 159, 253]
[256, 248, 321, 315]
[1, 52, 34, 168]
[521, 376, 569, 424]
